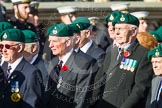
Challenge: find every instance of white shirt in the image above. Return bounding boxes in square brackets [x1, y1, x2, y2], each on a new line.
[60, 48, 73, 66]
[8, 56, 23, 78]
[80, 39, 93, 53]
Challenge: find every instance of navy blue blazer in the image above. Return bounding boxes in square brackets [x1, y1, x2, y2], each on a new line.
[1, 58, 44, 108]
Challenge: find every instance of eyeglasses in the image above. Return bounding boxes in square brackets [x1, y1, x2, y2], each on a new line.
[0, 43, 20, 49]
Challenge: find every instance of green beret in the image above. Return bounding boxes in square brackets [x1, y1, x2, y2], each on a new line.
[48, 23, 73, 37]
[148, 44, 162, 61]
[22, 30, 38, 43]
[71, 17, 91, 33]
[0, 29, 25, 43]
[149, 31, 162, 42]
[149, 26, 162, 42]
[0, 22, 13, 33]
[105, 11, 122, 23]
[154, 26, 162, 42]
[112, 13, 139, 27]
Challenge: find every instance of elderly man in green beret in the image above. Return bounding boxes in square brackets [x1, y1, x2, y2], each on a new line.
[97, 13, 153, 108]
[0, 28, 44, 108]
[0, 22, 13, 66]
[71, 17, 105, 67]
[148, 45, 162, 108]
[44, 23, 98, 108]
[22, 29, 48, 86]
[0, 22, 12, 107]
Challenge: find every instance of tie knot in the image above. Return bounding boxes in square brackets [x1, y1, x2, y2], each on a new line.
[58, 60, 63, 67]
[118, 47, 123, 53]
[7, 66, 12, 71]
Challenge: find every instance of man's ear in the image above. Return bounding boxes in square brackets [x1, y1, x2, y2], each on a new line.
[85, 30, 91, 38]
[31, 44, 38, 53]
[17, 43, 24, 53]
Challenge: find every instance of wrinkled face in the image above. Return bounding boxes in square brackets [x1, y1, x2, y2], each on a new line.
[79, 29, 90, 47]
[114, 23, 132, 45]
[151, 57, 162, 76]
[0, 41, 22, 63]
[15, 3, 30, 20]
[23, 43, 33, 61]
[73, 33, 80, 49]
[48, 36, 69, 57]
[107, 22, 115, 39]
[139, 19, 148, 32]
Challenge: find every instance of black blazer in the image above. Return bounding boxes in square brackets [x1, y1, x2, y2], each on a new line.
[45, 50, 99, 108]
[97, 40, 154, 108]
[86, 41, 105, 67]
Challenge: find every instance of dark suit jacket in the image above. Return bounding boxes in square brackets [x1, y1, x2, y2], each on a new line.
[86, 41, 105, 67]
[33, 55, 49, 86]
[97, 40, 153, 108]
[45, 50, 99, 108]
[151, 76, 162, 108]
[1, 58, 44, 108]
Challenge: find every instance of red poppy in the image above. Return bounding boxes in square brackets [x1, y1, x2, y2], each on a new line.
[124, 51, 130, 58]
[61, 65, 68, 72]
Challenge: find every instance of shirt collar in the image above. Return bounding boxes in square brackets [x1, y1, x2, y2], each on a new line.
[30, 54, 38, 64]
[80, 39, 93, 53]
[8, 56, 23, 76]
[60, 48, 73, 66]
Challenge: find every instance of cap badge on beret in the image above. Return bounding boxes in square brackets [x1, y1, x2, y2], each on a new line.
[76, 24, 81, 29]
[109, 15, 114, 20]
[3, 33, 7, 39]
[120, 15, 125, 21]
[155, 49, 160, 57]
[52, 27, 57, 35]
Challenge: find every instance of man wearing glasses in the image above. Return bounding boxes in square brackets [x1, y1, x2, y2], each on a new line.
[97, 13, 153, 108]
[0, 29, 44, 108]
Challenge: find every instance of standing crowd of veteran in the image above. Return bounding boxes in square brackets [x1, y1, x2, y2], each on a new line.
[44, 23, 99, 108]
[148, 45, 162, 108]
[0, 29, 44, 108]
[96, 12, 153, 108]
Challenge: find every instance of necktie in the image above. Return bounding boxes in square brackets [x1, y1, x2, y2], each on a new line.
[6, 66, 11, 78]
[117, 47, 123, 60]
[54, 60, 63, 75]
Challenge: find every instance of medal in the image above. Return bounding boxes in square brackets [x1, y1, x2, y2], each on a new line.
[120, 58, 126, 69]
[123, 58, 129, 70]
[11, 92, 21, 102]
[57, 76, 62, 89]
[15, 81, 19, 92]
[127, 59, 133, 71]
[130, 60, 137, 72]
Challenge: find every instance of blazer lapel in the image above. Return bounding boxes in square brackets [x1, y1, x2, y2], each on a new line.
[60, 51, 76, 81]
[106, 46, 119, 73]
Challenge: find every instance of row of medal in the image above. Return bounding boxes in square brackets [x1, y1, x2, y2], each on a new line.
[11, 81, 21, 102]
[57, 76, 63, 89]
[120, 58, 138, 72]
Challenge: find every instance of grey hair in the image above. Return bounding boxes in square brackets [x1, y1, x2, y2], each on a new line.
[129, 25, 139, 35]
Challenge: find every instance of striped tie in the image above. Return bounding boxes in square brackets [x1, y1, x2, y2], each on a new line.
[6, 66, 11, 78]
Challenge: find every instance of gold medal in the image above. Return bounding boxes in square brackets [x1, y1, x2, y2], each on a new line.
[11, 92, 21, 102]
